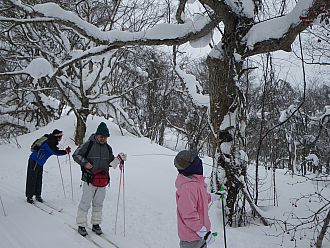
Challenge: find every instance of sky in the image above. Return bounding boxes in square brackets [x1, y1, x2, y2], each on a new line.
[0, 114, 329, 248]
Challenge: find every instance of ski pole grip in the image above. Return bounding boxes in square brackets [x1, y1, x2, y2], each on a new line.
[219, 185, 226, 199]
[203, 231, 211, 241]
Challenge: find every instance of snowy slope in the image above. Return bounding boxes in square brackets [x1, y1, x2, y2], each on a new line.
[0, 115, 329, 248]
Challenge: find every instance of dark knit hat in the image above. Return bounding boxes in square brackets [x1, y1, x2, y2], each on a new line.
[174, 150, 198, 170]
[52, 129, 63, 137]
[179, 156, 203, 176]
[95, 122, 110, 137]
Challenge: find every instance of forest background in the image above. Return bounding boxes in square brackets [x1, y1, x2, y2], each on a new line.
[0, 0, 329, 247]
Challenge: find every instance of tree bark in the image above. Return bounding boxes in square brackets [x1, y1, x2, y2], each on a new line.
[207, 52, 241, 225]
[74, 98, 90, 145]
[316, 209, 330, 248]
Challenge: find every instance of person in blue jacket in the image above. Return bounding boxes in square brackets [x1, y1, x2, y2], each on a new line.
[25, 129, 71, 204]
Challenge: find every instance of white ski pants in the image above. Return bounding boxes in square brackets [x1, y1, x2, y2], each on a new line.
[76, 182, 106, 227]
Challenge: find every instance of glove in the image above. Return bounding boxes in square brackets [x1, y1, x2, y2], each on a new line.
[117, 152, 127, 161]
[197, 226, 208, 238]
[197, 226, 216, 245]
[110, 157, 120, 169]
[65, 146, 71, 154]
[110, 153, 127, 169]
[210, 193, 219, 202]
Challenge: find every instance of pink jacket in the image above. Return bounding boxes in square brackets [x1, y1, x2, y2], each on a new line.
[175, 173, 211, 241]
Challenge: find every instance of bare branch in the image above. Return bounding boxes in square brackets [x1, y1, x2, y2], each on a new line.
[176, 0, 187, 24]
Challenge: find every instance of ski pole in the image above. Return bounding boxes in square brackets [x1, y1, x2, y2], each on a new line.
[220, 185, 227, 248]
[57, 156, 66, 198]
[114, 160, 124, 234]
[122, 161, 126, 236]
[68, 154, 74, 201]
[200, 232, 218, 248]
[0, 191, 7, 216]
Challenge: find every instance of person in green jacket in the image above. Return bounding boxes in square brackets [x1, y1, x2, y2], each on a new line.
[72, 122, 127, 236]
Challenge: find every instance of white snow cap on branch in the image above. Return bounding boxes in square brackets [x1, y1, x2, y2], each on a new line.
[220, 110, 237, 129]
[243, 0, 315, 49]
[321, 105, 330, 118]
[238, 149, 249, 162]
[189, 29, 213, 48]
[279, 104, 298, 123]
[32, 2, 211, 43]
[24, 58, 53, 79]
[320, 105, 330, 125]
[224, 0, 254, 18]
[175, 66, 209, 108]
[209, 42, 225, 59]
[305, 154, 319, 166]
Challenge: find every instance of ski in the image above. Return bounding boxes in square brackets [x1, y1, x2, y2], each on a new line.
[97, 234, 120, 248]
[31, 202, 53, 215]
[67, 224, 103, 248]
[83, 235, 102, 247]
[86, 227, 120, 248]
[41, 201, 63, 212]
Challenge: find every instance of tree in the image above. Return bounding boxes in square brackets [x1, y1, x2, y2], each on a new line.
[0, 0, 328, 226]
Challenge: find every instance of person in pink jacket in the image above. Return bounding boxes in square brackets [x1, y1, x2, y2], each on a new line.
[174, 150, 215, 248]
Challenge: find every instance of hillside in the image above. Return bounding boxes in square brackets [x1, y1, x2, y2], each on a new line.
[0, 115, 328, 248]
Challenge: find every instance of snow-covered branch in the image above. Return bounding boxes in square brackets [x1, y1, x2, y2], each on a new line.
[175, 66, 210, 108]
[5, 1, 218, 47]
[242, 0, 327, 57]
[0, 16, 56, 23]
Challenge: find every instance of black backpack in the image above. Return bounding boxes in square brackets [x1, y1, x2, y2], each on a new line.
[31, 136, 48, 152]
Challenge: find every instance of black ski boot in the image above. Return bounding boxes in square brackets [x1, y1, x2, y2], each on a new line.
[27, 197, 34, 204]
[78, 226, 88, 236]
[35, 196, 43, 203]
[92, 224, 103, 235]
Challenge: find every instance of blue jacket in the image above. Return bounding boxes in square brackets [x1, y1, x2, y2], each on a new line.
[29, 134, 67, 166]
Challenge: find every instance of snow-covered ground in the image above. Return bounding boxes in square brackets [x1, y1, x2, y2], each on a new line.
[0, 115, 329, 248]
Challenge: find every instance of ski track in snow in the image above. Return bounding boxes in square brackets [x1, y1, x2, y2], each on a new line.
[0, 115, 329, 248]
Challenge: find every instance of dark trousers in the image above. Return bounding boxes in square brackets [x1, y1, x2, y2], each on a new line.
[25, 159, 43, 198]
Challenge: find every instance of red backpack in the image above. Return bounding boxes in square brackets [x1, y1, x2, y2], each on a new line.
[92, 169, 110, 187]
[82, 140, 112, 187]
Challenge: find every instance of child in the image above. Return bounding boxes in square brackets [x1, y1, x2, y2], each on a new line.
[174, 150, 215, 248]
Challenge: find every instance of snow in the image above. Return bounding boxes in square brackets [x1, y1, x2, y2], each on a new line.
[220, 110, 237, 129]
[224, 0, 255, 18]
[23, 58, 53, 79]
[243, 0, 315, 49]
[31, 3, 211, 43]
[175, 66, 210, 108]
[209, 42, 224, 59]
[39, 94, 61, 110]
[305, 154, 319, 166]
[189, 30, 213, 48]
[279, 104, 298, 123]
[0, 115, 329, 248]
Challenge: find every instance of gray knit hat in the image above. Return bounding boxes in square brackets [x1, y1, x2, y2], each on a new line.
[174, 150, 198, 170]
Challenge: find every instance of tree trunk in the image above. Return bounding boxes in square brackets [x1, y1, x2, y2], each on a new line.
[74, 98, 90, 145]
[207, 53, 242, 225]
[316, 209, 330, 248]
[75, 114, 87, 145]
